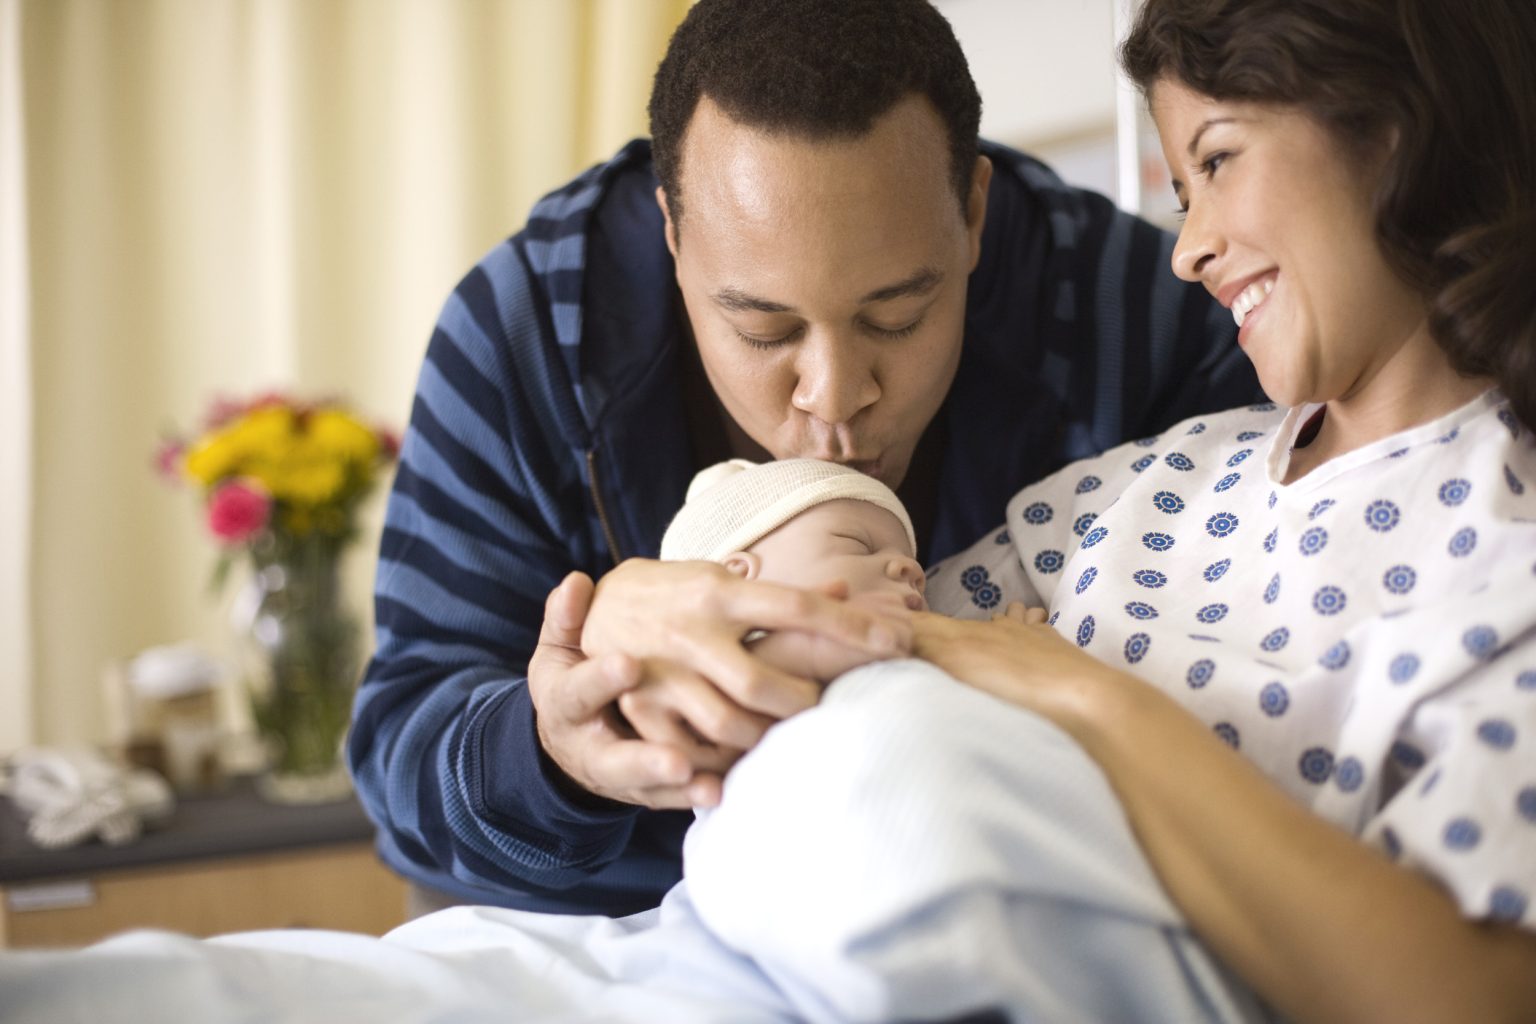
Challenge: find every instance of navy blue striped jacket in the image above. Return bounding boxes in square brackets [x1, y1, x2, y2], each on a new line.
[348, 138, 1261, 916]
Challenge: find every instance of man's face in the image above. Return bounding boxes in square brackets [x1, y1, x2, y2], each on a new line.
[660, 94, 991, 490]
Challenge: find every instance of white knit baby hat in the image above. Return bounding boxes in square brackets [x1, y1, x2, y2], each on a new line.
[659, 458, 916, 563]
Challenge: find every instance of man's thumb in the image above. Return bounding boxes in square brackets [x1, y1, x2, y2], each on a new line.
[539, 572, 595, 651]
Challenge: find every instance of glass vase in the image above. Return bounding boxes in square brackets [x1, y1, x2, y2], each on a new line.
[233, 530, 360, 803]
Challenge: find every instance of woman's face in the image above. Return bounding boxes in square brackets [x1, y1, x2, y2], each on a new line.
[1150, 78, 1428, 409]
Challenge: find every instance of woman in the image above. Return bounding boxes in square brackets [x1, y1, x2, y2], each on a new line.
[898, 0, 1536, 1020]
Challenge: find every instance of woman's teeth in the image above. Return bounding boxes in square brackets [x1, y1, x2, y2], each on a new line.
[1232, 278, 1275, 328]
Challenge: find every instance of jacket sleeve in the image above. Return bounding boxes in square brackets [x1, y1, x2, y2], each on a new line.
[347, 240, 639, 898]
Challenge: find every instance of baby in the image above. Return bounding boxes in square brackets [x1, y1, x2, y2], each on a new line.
[660, 458, 927, 682]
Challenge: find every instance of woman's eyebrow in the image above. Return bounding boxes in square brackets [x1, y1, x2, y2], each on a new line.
[1186, 117, 1236, 156]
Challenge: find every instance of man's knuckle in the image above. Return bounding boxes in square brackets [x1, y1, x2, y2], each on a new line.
[735, 671, 773, 708]
[617, 689, 645, 718]
[657, 622, 689, 653]
[682, 576, 720, 614]
[695, 706, 733, 742]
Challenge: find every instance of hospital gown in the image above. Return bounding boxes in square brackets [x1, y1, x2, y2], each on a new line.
[925, 388, 1536, 932]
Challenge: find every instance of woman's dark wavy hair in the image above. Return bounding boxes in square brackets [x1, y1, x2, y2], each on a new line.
[1121, 0, 1536, 429]
[648, 0, 980, 230]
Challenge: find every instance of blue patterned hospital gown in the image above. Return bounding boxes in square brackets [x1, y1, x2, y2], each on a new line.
[927, 390, 1536, 932]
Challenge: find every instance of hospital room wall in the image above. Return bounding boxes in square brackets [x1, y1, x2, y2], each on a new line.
[0, 0, 1128, 755]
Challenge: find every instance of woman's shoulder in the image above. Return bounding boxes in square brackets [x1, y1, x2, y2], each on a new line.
[1005, 401, 1288, 522]
[1361, 392, 1536, 527]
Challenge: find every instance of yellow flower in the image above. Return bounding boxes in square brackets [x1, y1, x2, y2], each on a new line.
[308, 409, 380, 466]
[228, 406, 298, 467]
[183, 406, 299, 488]
[183, 432, 241, 486]
[270, 452, 347, 506]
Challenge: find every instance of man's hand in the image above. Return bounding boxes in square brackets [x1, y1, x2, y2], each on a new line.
[528, 562, 912, 810]
[581, 559, 910, 710]
[528, 573, 710, 808]
[746, 589, 920, 683]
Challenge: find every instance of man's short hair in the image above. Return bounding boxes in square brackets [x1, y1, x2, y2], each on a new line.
[648, 0, 982, 226]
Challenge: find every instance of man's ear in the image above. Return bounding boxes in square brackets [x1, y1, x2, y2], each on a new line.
[722, 551, 761, 580]
[656, 186, 680, 259]
[965, 154, 993, 271]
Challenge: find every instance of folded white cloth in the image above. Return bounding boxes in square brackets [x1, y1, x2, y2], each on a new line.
[2, 747, 174, 849]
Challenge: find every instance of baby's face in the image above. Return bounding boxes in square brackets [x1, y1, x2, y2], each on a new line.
[745, 499, 926, 610]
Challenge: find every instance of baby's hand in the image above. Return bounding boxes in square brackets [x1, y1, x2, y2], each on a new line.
[993, 601, 1047, 625]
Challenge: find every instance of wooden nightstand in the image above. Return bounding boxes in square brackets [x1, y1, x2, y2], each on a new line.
[0, 777, 407, 948]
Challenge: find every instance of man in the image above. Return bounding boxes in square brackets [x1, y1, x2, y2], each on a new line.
[348, 0, 1258, 918]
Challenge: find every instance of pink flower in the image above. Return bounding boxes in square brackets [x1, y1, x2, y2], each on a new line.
[201, 394, 248, 431]
[152, 438, 185, 483]
[377, 426, 401, 461]
[206, 479, 272, 544]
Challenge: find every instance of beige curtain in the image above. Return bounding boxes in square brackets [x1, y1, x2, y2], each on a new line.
[1, 0, 692, 752]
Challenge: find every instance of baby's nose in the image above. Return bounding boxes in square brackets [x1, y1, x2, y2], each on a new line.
[887, 556, 926, 592]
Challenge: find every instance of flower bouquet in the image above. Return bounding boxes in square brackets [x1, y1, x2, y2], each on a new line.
[158, 392, 398, 802]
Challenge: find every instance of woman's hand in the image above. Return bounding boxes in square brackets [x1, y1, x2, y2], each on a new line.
[912, 603, 1130, 732]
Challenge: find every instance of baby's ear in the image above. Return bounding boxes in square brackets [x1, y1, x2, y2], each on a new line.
[722, 552, 761, 580]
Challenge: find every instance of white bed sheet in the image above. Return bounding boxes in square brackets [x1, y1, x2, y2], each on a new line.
[1, 889, 795, 1024]
[1, 662, 1267, 1024]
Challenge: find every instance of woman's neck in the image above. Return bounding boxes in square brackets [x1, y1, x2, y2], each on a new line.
[1282, 326, 1494, 483]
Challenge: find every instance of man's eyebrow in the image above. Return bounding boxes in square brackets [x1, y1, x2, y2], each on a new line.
[858, 267, 943, 305]
[710, 267, 944, 315]
[711, 289, 794, 314]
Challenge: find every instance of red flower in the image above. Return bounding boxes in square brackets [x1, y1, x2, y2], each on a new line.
[206, 479, 272, 544]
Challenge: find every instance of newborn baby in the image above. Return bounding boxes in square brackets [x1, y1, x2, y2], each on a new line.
[661, 458, 927, 682]
[665, 459, 1256, 1022]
